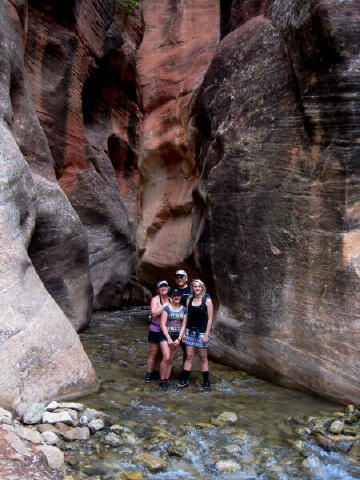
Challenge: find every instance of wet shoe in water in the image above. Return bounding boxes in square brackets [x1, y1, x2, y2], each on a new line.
[159, 381, 169, 391]
[203, 381, 211, 390]
[175, 379, 188, 391]
[144, 373, 152, 382]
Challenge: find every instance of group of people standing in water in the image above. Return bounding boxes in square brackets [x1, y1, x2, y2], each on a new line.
[145, 270, 214, 391]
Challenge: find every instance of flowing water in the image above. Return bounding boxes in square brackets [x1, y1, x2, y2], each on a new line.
[76, 308, 360, 479]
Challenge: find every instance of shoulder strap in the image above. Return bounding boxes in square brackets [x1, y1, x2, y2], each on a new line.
[159, 295, 163, 305]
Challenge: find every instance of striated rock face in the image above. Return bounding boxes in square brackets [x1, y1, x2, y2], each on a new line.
[136, 0, 220, 286]
[25, 0, 149, 309]
[189, 0, 360, 403]
[0, 0, 98, 414]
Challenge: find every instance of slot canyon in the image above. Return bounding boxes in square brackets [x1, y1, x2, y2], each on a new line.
[1, 0, 360, 430]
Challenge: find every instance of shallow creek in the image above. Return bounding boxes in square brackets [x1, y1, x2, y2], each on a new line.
[76, 308, 360, 479]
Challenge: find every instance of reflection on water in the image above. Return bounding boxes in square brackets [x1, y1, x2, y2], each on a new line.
[77, 308, 360, 479]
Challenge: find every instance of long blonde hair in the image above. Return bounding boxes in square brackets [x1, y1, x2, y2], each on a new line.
[190, 279, 206, 298]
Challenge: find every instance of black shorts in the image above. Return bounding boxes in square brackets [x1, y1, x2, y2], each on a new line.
[159, 329, 181, 343]
[148, 330, 161, 344]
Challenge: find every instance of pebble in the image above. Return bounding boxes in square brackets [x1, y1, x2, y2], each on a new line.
[224, 443, 242, 454]
[329, 420, 344, 434]
[215, 411, 238, 424]
[58, 402, 84, 411]
[302, 454, 324, 476]
[121, 432, 139, 444]
[15, 426, 42, 444]
[43, 410, 75, 426]
[195, 422, 215, 429]
[104, 432, 123, 447]
[215, 459, 241, 473]
[45, 401, 59, 411]
[88, 418, 105, 432]
[133, 452, 168, 472]
[62, 427, 90, 441]
[41, 430, 60, 445]
[349, 443, 360, 458]
[346, 405, 356, 415]
[23, 403, 45, 424]
[82, 408, 100, 422]
[37, 444, 64, 469]
[56, 422, 72, 434]
[125, 473, 144, 480]
[38, 423, 60, 434]
[79, 415, 88, 426]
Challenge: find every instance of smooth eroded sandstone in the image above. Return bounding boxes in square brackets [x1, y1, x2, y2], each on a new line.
[0, 0, 98, 414]
[189, 0, 360, 403]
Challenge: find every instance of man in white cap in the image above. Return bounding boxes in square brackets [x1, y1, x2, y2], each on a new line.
[174, 269, 191, 360]
[174, 269, 191, 307]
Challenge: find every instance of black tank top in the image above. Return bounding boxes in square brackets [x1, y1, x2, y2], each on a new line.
[187, 296, 208, 333]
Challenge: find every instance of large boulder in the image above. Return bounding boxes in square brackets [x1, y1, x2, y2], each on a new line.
[136, 0, 219, 286]
[189, 0, 360, 403]
[25, 0, 149, 309]
[0, 0, 98, 414]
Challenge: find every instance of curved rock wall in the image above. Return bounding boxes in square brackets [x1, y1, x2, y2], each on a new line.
[25, 0, 149, 310]
[136, 0, 220, 286]
[189, 0, 360, 403]
[0, 0, 98, 415]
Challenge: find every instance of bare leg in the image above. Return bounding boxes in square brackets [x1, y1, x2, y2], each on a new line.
[159, 342, 171, 380]
[169, 344, 180, 377]
[183, 345, 195, 371]
[154, 350, 162, 373]
[146, 342, 160, 373]
[197, 347, 209, 371]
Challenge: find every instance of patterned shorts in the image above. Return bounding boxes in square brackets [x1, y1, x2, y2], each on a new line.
[184, 328, 210, 348]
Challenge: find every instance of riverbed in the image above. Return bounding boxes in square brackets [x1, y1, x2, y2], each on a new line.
[76, 308, 360, 479]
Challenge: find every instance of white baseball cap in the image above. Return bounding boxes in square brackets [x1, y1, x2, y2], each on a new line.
[175, 270, 187, 278]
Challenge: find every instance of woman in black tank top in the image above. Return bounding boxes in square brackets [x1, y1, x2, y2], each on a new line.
[177, 279, 214, 390]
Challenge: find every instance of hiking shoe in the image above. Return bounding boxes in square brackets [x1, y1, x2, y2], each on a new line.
[203, 381, 211, 390]
[175, 379, 188, 390]
[159, 381, 169, 391]
[144, 373, 152, 382]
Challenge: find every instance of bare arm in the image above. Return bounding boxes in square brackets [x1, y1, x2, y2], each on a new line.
[150, 296, 165, 317]
[178, 312, 188, 341]
[160, 310, 172, 343]
[202, 297, 214, 343]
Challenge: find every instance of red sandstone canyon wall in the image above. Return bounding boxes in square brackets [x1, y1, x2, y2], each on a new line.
[136, 0, 220, 286]
[188, 0, 360, 404]
[25, 0, 149, 311]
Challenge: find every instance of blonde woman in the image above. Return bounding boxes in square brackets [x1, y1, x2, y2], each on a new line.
[177, 279, 213, 389]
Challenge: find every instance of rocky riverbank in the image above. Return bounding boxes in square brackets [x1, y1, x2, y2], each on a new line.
[289, 404, 360, 470]
[2, 397, 360, 480]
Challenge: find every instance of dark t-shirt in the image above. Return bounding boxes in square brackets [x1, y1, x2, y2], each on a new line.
[179, 285, 191, 307]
